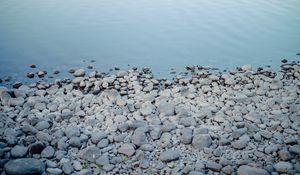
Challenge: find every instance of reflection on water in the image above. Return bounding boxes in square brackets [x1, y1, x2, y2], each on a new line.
[0, 0, 300, 82]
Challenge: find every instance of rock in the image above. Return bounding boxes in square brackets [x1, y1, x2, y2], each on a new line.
[278, 150, 291, 161]
[65, 126, 80, 139]
[37, 70, 46, 78]
[237, 165, 269, 175]
[241, 64, 252, 71]
[232, 135, 250, 149]
[118, 143, 135, 157]
[91, 131, 107, 144]
[27, 72, 35, 78]
[62, 162, 74, 175]
[78, 146, 102, 162]
[29, 142, 45, 154]
[289, 145, 300, 154]
[206, 161, 222, 171]
[73, 69, 85, 77]
[274, 161, 293, 173]
[9, 97, 24, 106]
[4, 158, 45, 175]
[73, 160, 82, 171]
[35, 121, 50, 130]
[158, 101, 175, 116]
[96, 155, 110, 166]
[69, 137, 82, 147]
[97, 139, 109, 148]
[41, 146, 55, 158]
[117, 70, 128, 77]
[160, 150, 180, 162]
[30, 64, 36, 68]
[180, 128, 193, 144]
[131, 131, 147, 146]
[46, 168, 62, 175]
[11, 145, 28, 158]
[192, 134, 212, 150]
[13, 82, 23, 89]
[189, 171, 204, 175]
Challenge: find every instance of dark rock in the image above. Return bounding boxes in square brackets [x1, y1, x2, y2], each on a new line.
[29, 142, 45, 154]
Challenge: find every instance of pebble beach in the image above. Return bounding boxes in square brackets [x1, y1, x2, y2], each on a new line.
[0, 62, 300, 175]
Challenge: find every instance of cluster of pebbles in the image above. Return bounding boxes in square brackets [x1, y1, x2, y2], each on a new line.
[0, 62, 299, 175]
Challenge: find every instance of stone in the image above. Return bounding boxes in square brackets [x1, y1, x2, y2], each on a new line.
[232, 135, 250, 149]
[69, 137, 82, 148]
[180, 128, 193, 144]
[118, 143, 135, 157]
[78, 146, 102, 162]
[35, 121, 50, 130]
[158, 101, 175, 116]
[91, 131, 107, 144]
[4, 158, 45, 175]
[274, 161, 293, 173]
[29, 142, 45, 154]
[62, 162, 74, 175]
[206, 161, 222, 171]
[65, 126, 80, 139]
[96, 155, 110, 166]
[160, 150, 180, 162]
[74, 69, 85, 77]
[41, 146, 55, 158]
[237, 165, 269, 175]
[46, 168, 62, 175]
[11, 145, 28, 158]
[192, 134, 212, 150]
[131, 131, 147, 146]
[278, 150, 291, 161]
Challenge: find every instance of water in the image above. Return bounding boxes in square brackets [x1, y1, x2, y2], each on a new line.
[0, 0, 300, 83]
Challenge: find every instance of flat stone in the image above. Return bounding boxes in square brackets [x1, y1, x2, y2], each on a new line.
[78, 146, 102, 162]
[192, 134, 212, 150]
[237, 165, 269, 175]
[131, 131, 147, 146]
[160, 150, 180, 162]
[11, 145, 28, 158]
[4, 158, 45, 175]
[274, 161, 293, 173]
[118, 143, 135, 157]
[41, 146, 55, 158]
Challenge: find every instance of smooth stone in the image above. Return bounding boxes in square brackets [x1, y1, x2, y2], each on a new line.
[29, 142, 45, 154]
[232, 135, 250, 149]
[180, 128, 193, 144]
[4, 158, 45, 175]
[41, 146, 55, 158]
[158, 101, 175, 116]
[35, 121, 50, 130]
[192, 134, 212, 150]
[46, 168, 62, 175]
[206, 161, 222, 171]
[11, 145, 28, 158]
[73, 69, 85, 77]
[91, 131, 107, 144]
[69, 137, 82, 148]
[131, 131, 147, 146]
[118, 143, 135, 157]
[78, 146, 101, 162]
[274, 161, 293, 173]
[62, 162, 74, 175]
[96, 155, 110, 166]
[65, 126, 80, 139]
[160, 150, 180, 162]
[237, 165, 269, 175]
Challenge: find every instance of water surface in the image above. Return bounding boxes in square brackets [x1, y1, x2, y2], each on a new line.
[0, 0, 300, 83]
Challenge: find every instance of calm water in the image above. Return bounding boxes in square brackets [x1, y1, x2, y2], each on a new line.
[0, 0, 300, 83]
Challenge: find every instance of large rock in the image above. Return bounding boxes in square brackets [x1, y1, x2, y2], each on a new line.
[78, 146, 101, 162]
[274, 161, 293, 173]
[192, 134, 212, 150]
[237, 165, 269, 175]
[160, 150, 180, 162]
[4, 158, 45, 175]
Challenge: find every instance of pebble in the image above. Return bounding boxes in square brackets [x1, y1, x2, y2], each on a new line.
[160, 150, 180, 162]
[73, 69, 85, 77]
[78, 146, 102, 162]
[192, 134, 212, 150]
[274, 161, 293, 173]
[237, 165, 269, 175]
[11, 145, 28, 158]
[41, 146, 55, 158]
[118, 143, 135, 157]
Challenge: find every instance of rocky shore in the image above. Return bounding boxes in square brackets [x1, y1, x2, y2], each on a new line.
[0, 62, 299, 175]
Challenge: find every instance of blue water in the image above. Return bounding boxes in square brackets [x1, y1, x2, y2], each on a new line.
[0, 0, 300, 83]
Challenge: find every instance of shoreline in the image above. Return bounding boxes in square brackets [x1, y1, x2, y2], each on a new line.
[0, 61, 299, 174]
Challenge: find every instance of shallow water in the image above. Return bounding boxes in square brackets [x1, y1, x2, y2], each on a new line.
[0, 0, 300, 83]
